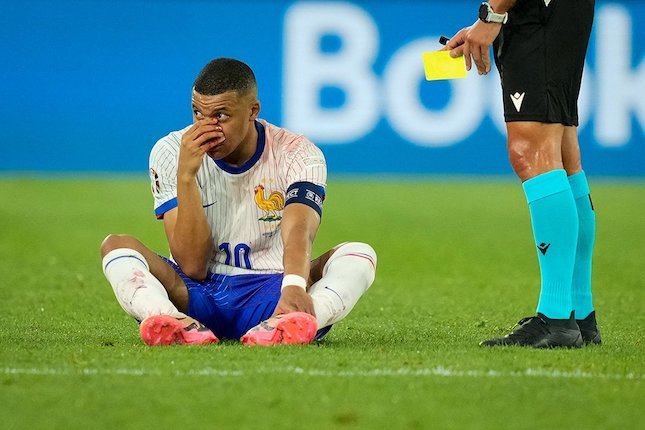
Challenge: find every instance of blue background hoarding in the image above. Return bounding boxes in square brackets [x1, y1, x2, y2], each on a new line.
[1, 0, 643, 176]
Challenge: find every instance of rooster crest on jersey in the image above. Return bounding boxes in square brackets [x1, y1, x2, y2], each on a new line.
[254, 184, 285, 221]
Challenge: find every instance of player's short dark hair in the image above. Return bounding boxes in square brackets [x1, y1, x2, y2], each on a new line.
[193, 58, 257, 97]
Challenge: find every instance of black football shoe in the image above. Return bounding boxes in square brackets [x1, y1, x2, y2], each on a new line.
[576, 311, 602, 345]
[480, 312, 583, 348]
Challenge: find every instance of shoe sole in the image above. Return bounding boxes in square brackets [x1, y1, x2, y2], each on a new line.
[241, 312, 317, 346]
[140, 315, 218, 346]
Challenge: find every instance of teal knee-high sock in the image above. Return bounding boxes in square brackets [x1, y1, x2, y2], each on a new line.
[522, 169, 578, 319]
[568, 171, 596, 319]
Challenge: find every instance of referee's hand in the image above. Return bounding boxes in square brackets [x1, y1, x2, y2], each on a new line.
[444, 21, 502, 75]
[442, 27, 469, 54]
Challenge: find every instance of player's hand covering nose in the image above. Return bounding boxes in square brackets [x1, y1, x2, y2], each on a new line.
[178, 118, 224, 178]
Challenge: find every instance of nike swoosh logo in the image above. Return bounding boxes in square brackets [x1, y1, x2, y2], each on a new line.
[203, 201, 217, 208]
[324, 286, 343, 302]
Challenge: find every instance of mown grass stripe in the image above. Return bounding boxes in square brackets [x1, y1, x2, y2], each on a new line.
[3, 366, 641, 380]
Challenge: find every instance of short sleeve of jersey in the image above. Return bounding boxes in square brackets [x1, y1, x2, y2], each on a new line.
[284, 137, 327, 188]
[149, 131, 182, 219]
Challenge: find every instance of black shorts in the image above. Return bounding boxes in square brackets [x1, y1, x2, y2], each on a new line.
[493, 0, 595, 125]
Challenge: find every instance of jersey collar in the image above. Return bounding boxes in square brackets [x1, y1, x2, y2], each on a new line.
[213, 120, 265, 174]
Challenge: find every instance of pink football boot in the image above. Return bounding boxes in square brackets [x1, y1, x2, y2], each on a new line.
[241, 312, 318, 346]
[140, 315, 219, 346]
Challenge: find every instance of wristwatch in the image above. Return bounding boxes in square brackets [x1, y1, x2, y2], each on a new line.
[478, 2, 508, 24]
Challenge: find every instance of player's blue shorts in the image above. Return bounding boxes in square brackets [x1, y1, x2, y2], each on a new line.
[161, 257, 282, 340]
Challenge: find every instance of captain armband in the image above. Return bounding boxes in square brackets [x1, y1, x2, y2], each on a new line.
[284, 181, 325, 217]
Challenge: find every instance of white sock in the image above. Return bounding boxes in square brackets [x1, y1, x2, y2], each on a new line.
[310, 242, 377, 328]
[102, 248, 181, 321]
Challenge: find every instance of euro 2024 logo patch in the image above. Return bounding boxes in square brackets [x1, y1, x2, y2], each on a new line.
[150, 168, 161, 194]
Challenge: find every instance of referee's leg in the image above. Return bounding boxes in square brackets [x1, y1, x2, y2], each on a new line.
[508, 122, 578, 321]
[562, 127, 600, 342]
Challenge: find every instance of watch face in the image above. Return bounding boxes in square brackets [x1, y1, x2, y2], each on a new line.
[478, 3, 489, 21]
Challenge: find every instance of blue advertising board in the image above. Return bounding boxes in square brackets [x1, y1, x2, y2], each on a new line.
[1, 0, 643, 175]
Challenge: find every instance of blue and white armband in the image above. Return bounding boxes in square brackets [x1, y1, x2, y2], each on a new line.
[284, 181, 325, 217]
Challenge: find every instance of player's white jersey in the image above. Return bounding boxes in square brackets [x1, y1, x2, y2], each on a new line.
[149, 119, 327, 275]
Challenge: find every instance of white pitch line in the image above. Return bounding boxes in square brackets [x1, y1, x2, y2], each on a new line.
[2, 366, 642, 380]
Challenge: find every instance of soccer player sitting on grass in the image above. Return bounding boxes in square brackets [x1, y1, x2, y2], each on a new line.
[100, 58, 377, 346]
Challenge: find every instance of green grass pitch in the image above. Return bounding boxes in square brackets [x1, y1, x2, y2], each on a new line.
[0, 177, 643, 429]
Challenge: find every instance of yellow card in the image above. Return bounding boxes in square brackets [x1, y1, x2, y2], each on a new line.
[422, 51, 467, 81]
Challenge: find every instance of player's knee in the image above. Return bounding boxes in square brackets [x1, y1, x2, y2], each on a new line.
[333, 242, 377, 270]
[507, 138, 528, 165]
[507, 123, 565, 180]
[100, 234, 139, 257]
[507, 137, 535, 179]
